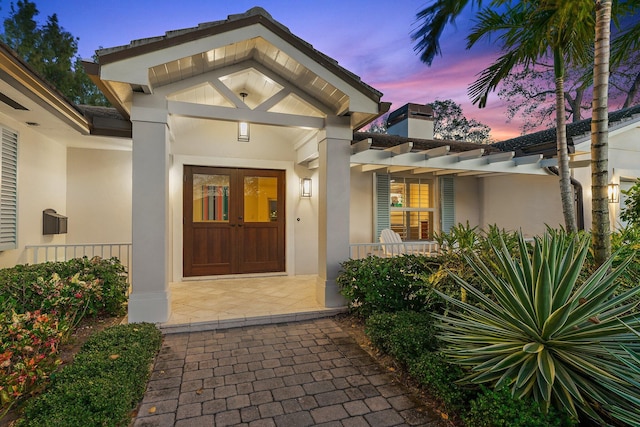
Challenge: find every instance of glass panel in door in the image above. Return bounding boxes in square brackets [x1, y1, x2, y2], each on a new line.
[192, 174, 230, 222]
[243, 176, 278, 222]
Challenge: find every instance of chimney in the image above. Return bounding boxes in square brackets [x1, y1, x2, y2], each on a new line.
[386, 103, 434, 139]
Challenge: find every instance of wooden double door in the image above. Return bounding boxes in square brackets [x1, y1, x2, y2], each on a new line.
[183, 166, 285, 276]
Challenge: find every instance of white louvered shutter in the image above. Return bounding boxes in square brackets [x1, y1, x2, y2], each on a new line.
[0, 127, 18, 250]
[440, 176, 455, 233]
[374, 173, 390, 241]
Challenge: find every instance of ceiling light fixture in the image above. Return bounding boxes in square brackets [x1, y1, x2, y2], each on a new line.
[238, 92, 250, 143]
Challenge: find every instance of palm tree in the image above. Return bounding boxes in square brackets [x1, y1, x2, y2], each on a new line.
[467, 2, 598, 233]
[413, 1, 594, 233]
[591, 0, 612, 265]
[412, 0, 484, 66]
[592, 0, 640, 266]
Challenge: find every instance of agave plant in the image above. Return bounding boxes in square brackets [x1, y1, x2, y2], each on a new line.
[606, 320, 640, 427]
[434, 230, 640, 424]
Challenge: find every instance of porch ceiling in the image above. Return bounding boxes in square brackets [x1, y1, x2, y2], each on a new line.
[350, 138, 559, 177]
[149, 37, 345, 116]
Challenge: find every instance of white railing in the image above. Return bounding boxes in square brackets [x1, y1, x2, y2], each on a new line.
[25, 243, 132, 281]
[349, 241, 439, 259]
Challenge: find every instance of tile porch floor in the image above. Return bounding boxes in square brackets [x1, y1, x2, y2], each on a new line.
[160, 275, 347, 333]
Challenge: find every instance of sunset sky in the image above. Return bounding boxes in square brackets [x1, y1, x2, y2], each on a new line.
[0, 0, 599, 140]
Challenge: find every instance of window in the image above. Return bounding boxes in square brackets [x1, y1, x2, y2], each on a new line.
[0, 127, 18, 250]
[390, 177, 434, 240]
[376, 174, 456, 241]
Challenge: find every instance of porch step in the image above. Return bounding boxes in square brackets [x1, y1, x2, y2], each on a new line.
[158, 307, 348, 334]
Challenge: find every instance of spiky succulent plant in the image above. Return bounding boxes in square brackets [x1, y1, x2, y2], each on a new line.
[435, 231, 640, 424]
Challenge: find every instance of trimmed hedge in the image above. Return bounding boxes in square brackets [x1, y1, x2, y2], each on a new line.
[17, 323, 161, 427]
[464, 386, 573, 427]
[408, 351, 472, 413]
[365, 311, 437, 363]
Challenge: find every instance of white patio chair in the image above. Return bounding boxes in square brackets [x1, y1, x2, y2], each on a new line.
[379, 228, 407, 256]
[379, 228, 438, 257]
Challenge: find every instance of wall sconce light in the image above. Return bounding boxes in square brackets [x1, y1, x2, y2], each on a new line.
[300, 178, 312, 198]
[238, 92, 250, 142]
[608, 183, 620, 203]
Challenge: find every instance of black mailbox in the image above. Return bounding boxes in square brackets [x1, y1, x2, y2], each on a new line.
[43, 209, 67, 235]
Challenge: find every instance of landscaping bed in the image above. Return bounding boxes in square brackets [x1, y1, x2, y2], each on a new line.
[0, 314, 125, 427]
[337, 225, 640, 426]
[0, 257, 161, 426]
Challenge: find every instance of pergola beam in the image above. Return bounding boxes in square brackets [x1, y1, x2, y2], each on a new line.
[422, 145, 450, 159]
[486, 151, 515, 163]
[351, 138, 372, 154]
[456, 148, 485, 161]
[384, 141, 413, 155]
[513, 154, 543, 166]
[349, 145, 550, 176]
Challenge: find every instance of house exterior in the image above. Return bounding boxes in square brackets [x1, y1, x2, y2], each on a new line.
[0, 7, 637, 324]
[0, 43, 132, 268]
[493, 105, 640, 230]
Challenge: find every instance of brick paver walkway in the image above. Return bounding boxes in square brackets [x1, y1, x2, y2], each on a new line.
[133, 318, 444, 427]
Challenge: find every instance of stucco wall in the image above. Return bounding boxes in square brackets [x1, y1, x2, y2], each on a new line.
[454, 176, 481, 228]
[66, 148, 132, 244]
[479, 174, 564, 237]
[349, 170, 374, 244]
[573, 123, 640, 231]
[293, 164, 318, 275]
[0, 117, 67, 268]
[171, 119, 297, 162]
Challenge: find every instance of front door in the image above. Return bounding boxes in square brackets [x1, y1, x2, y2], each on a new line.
[183, 166, 285, 276]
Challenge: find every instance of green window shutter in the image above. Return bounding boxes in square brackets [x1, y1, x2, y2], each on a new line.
[0, 127, 18, 250]
[374, 173, 390, 241]
[440, 176, 455, 233]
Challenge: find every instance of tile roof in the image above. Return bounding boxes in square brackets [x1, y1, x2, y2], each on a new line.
[492, 104, 640, 156]
[353, 132, 500, 154]
[95, 7, 381, 100]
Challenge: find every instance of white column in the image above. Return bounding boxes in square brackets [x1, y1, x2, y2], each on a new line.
[128, 111, 171, 323]
[317, 116, 352, 307]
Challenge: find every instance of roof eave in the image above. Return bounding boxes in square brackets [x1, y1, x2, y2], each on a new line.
[0, 43, 90, 134]
[82, 60, 131, 121]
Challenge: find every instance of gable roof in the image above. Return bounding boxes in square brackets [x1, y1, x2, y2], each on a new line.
[492, 104, 640, 157]
[87, 7, 388, 128]
[96, 7, 381, 101]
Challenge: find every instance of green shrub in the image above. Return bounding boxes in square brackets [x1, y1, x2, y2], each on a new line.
[365, 311, 437, 364]
[429, 224, 525, 309]
[0, 256, 128, 316]
[610, 224, 640, 299]
[337, 255, 438, 317]
[408, 352, 473, 413]
[465, 386, 575, 427]
[18, 323, 161, 427]
[620, 179, 640, 227]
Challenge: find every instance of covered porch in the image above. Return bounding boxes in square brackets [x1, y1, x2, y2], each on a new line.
[87, 7, 389, 324]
